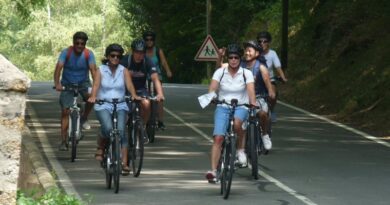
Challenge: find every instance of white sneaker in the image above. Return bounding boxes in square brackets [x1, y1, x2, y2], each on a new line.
[82, 120, 91, 130]
[261, 134, 272, 150]
[237, 150, 247, 166]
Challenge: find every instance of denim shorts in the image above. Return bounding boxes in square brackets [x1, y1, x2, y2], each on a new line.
[213, 105, 248, 136]
[95, 109, 128, 148]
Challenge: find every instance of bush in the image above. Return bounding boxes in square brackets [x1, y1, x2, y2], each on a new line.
[17, 188, 86, 205]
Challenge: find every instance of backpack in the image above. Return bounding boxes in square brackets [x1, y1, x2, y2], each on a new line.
[65, 46, 90, 66]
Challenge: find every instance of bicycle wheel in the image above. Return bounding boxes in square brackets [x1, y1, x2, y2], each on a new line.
[131, 121, 145, 177]
[248, 123, 259, 179]
[70, 111, 78, 162]
[105, 146, 112, 189]
[222, 134, 236, 199]
[112, 132, 121, 193]
[218, 142, 225, 195]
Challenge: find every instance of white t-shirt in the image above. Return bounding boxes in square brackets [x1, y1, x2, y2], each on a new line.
[263, 49, 281, 79]
[212, 67, 254, 105]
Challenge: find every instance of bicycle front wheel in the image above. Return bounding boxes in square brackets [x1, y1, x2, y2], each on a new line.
[112, 133, 121, 193]
[131, 121, 145, 177]
[70, 112, 78, 162]
[105, 147, 112, 189]
[222, 134, 236, 199]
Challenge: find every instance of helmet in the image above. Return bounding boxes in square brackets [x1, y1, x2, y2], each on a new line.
[131, 39, 146, 52]
[243, 40, 262, 52]
[105, 43, 124, 57]
[256, 31, 272, 42]
[226, 43, 242, 57]
[142, 31, 156, 40]
[73, 31, 88, 42]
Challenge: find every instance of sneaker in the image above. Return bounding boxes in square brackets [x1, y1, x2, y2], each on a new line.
[158, 121, 166, 130]
[206, 170, 217, 183]
[81, 119, 91, 130]
[237, 150, 247, 167]
[59, 141, 68, 151]
[261, 134, 272, 150]
[143, 133, 150, 145]
[271, 112, 277, 123]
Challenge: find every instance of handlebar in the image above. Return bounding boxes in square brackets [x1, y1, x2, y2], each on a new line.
[96, 98, 128, 105]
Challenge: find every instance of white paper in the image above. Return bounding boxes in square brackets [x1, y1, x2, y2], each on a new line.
[198, 91, 217, 109]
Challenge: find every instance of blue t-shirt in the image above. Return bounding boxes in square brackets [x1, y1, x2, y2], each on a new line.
[241, 60, 268, 96]
[120, 54, 157, 91]
[58, 48, 96, 85]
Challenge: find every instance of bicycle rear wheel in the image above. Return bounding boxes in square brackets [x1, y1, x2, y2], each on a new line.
[112, 133, 121, 193]
[131, 121, 145, 177]
[248, 123, 259, 179]
[70, 112, 78, 162]
[147, 101, 157, 143]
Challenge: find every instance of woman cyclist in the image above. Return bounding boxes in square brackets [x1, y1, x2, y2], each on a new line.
[205, 43, 256, 183]
[88, 44, 140, 175]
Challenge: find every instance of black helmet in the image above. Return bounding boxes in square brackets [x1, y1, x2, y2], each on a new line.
[105, 43, 124, 57]
[142, 31, 156, 40]
[257, 31, 272, 42]
[73, 31, 88, 42]
[226, 43, 242, 57]
[131, 39, 146, 52]
[243, 40, 262, 52]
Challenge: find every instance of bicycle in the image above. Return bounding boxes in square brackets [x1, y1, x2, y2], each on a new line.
[213, 98, 241, 199]
[97, 98, 125, 193]
[53, 84, 84, 162]
[146, 96, 159, 143]
[244, 104, 261, 180]
[126, 97, 148, 177]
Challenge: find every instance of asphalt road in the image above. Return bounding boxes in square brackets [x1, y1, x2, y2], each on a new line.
[26, 82, 390, 205]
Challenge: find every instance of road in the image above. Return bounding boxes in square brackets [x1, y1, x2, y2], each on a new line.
[26, 82, 390, 205]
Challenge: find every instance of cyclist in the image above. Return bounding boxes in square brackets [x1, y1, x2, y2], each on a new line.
[205, 43, 256, 183]
[242, 40, 275, 150]
[143, 31, 172, 130]
[120, 39, 165, 135]
[54, 31, 96, 151]
[87, 44, 139, 175]
[257, 31, 288, 122]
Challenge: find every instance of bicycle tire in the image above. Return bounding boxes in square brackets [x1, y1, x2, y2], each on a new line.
[147, 101, 158, 143]
[113, 132, 121, 193]
[248, 123, 259, 179]
[223, 134, 236, 199]
[105, 147, 112, 189]
[131, 121, 144, 177]
[218, 142, 225, 195]
[70, 111, 78, 162]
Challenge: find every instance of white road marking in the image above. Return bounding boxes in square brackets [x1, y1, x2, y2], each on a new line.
[278, 101, 390, 148]
[164, 107, 319, 205]
[26, 104, 82, 200]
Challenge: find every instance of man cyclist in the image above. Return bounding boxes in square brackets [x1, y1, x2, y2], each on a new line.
[257, 31, 287, 122]
[120, 39, 164, 141]
[54, 31, 96, 151]
[242, 40, 275, 151]
[206, 44, 256, 183]
[143, 31, 172, 130]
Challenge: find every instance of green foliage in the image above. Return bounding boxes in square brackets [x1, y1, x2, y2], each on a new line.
[17, 188, 86, 205]
[0, 0, 132, 80]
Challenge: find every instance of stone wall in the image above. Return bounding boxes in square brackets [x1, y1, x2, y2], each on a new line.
[0, 54, 31, 205]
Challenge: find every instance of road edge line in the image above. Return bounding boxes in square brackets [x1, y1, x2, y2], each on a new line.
[278, 101, 390, 148]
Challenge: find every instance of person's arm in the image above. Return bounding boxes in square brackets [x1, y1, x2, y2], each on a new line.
[158, 48, 172, 78]
[272, 51, 288, 82]
[88, 52, 97, 82]
[54, 62, 64, 91]
[87, 69, 101, 103]
[246, 82, 256, 106]
[151, 72, 164, 101]
[124, 69, 139, 100]
[215, 47, 226, 69]
[260, 65, 275, 100]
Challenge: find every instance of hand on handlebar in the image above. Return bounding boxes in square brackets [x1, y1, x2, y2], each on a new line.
[87, 96, 96, 103]
[156, 94, 165, 102]
[54, 83, 63, 91]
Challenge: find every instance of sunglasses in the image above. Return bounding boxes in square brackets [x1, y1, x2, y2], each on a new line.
[74, 41, 86, 46]
[258, 40, 269, 44]
[228, 56, 240, 60]
[109, 54, 121, 59]
[145, 38, 154, 42]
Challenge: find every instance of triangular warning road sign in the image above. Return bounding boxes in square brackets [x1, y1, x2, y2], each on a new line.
[194, 35, 219, 61]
